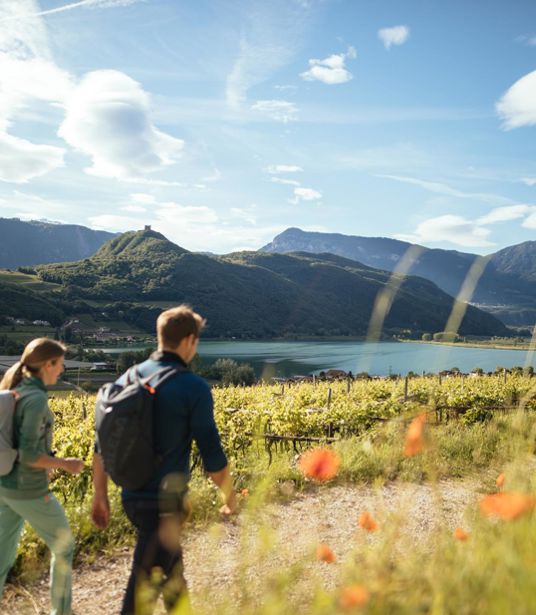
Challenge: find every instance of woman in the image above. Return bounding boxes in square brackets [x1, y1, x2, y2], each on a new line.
[0, 338, 84, 615]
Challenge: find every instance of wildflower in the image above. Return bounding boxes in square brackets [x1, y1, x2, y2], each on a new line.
[496, 473, 505, 489]
[299, 447, 340, 481]
[403, 413, 427, 457]
[240, 488, 249, 497]
[339, 585, 369, 610]
[358, 511, 378, 532]
[316, 543, 336, 563]
[480, 492, 535, 521]
[453, 527, 470, 541]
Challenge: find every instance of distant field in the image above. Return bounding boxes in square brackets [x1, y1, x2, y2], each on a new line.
[0, 269, 61, 292]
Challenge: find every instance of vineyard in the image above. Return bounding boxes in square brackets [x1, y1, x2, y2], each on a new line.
[6, 373, 536, 609]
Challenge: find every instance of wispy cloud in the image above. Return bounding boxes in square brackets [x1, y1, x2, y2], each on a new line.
[496, 70, 536, 129]
[225, 1, 313, 109]
[266, 164, 303, 174]
[477, 204, 534, 224]
[521, 177, 536, 186]
[300, 46, 356, 85]
[251, 99, 298, 122]
[290, 186, 322, 204]
[271, 177, 301, 186]
[378, 25, 410, 50]
[1, 0, 141, 21]
[0, 132, 64, 183]
[377, 173, 515, 206]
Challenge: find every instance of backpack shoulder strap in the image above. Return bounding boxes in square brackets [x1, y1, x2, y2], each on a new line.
[142, 365, 188, 390]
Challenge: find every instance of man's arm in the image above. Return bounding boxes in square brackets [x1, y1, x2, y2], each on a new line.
[91, 452, 110, 529]
[207, 464, 237, 515]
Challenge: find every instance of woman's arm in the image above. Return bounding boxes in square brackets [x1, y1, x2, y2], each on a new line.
[29, 455, 84, 474]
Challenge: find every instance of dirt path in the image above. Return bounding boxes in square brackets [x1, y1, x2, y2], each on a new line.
[1, 479, 479, 614]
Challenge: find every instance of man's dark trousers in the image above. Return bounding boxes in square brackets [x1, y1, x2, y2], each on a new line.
[120, 499, 186, 615]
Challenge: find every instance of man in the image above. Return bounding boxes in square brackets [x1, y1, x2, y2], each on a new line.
[91, 305, 236, 615]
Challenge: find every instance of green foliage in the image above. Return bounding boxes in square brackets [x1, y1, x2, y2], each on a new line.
[29, 230, 510, 338]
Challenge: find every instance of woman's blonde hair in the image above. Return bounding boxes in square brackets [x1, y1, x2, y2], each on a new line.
[0, 338, 66, 391]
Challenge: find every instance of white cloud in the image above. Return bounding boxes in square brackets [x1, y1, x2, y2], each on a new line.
[300, 46, 356, 84]
[58, 70, 184, 179]
[395, 215, 494, 248]
[496, 70, 536, 129]
[0, 2, 71, 181]
[0, 131, 64, 183]
[378, 25, 410, 50]
[477, 204, 535, 224]
[251, 99, 298, 122]
[130, 193, 156, 204]
[523, 212, 536, 229]
[121, 204, 146, 213]
[266, 164, 303, 173]
[230, 205, 257, 225]
[396, 204, 536, 248]
[522, 177, 536, 186]
[290, 186, 322, 204]
[271, 177, 301, 186]
[202, 168, 222, 183]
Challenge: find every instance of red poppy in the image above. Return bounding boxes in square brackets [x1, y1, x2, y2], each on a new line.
[480, 492, 535, 521]
[453, 527, 469, 541]
[299, 447, 340, 481]
[339, 585, 369, 609]
[358, 511, 378, 532]
[403, 413, 427, 457]
[316, 543, 336, 563]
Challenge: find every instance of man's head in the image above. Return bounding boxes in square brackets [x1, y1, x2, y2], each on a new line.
[157, 305, 206, 363]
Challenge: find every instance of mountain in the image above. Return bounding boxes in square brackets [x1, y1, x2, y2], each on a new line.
[261, 228, 536, 326]
[0, 217, 116, 268]
[28, 229, 509, 338]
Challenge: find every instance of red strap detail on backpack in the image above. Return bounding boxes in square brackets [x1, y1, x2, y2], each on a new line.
[144, 384, 156, 394]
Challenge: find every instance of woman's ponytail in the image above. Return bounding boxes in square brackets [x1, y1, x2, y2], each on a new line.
[0, 361, 25, 390]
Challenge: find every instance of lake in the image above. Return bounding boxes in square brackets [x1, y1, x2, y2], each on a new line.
[196, 340, 534, 378]
[91, 340, 534, 378]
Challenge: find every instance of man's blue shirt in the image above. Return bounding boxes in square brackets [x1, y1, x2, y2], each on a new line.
[121, 350, 227, 501]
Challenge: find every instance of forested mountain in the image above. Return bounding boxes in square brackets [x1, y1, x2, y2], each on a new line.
[0, 218, 115, 268]
[261, 228, 536, 326]
[27, 229, 509, 338]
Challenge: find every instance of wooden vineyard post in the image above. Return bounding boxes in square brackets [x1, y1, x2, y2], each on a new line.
[327, 388, 332, 410]
[461, 375, 465, 392]
[281, 383, 285, 396]
[503, 369, 507, 384]
[313, 374, 316, 389]
[439, 374, 443, 386]
[347, 377, 351, 394]
[404, 376, 409, 402]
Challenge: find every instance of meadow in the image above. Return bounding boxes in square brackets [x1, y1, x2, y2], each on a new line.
[7, 373, 536, 614]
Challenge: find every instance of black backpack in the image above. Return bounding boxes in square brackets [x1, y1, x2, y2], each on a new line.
[95, 364, 186, 490]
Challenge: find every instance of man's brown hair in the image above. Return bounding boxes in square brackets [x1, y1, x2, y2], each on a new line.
[157, 305, 206, 348]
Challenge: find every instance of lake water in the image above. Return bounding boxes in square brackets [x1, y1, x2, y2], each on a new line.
[92, 341, 534, 378]
[196, 340, 535, 378]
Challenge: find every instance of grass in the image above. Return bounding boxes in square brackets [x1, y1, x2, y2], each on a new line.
[5, 390, 536, 613]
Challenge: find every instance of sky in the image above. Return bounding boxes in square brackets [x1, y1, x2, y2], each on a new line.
[0, 0, 536, 254]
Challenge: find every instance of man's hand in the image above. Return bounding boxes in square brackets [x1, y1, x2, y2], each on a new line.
[91, 493, 110, 529]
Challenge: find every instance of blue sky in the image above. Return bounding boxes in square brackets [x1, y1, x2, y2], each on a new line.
[0, 0, 535, 254]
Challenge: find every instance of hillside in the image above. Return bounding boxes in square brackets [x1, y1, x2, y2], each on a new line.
[261, 228, 536, 326]
[29, 229, 509, 338]
[0, 217, 115, 268]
